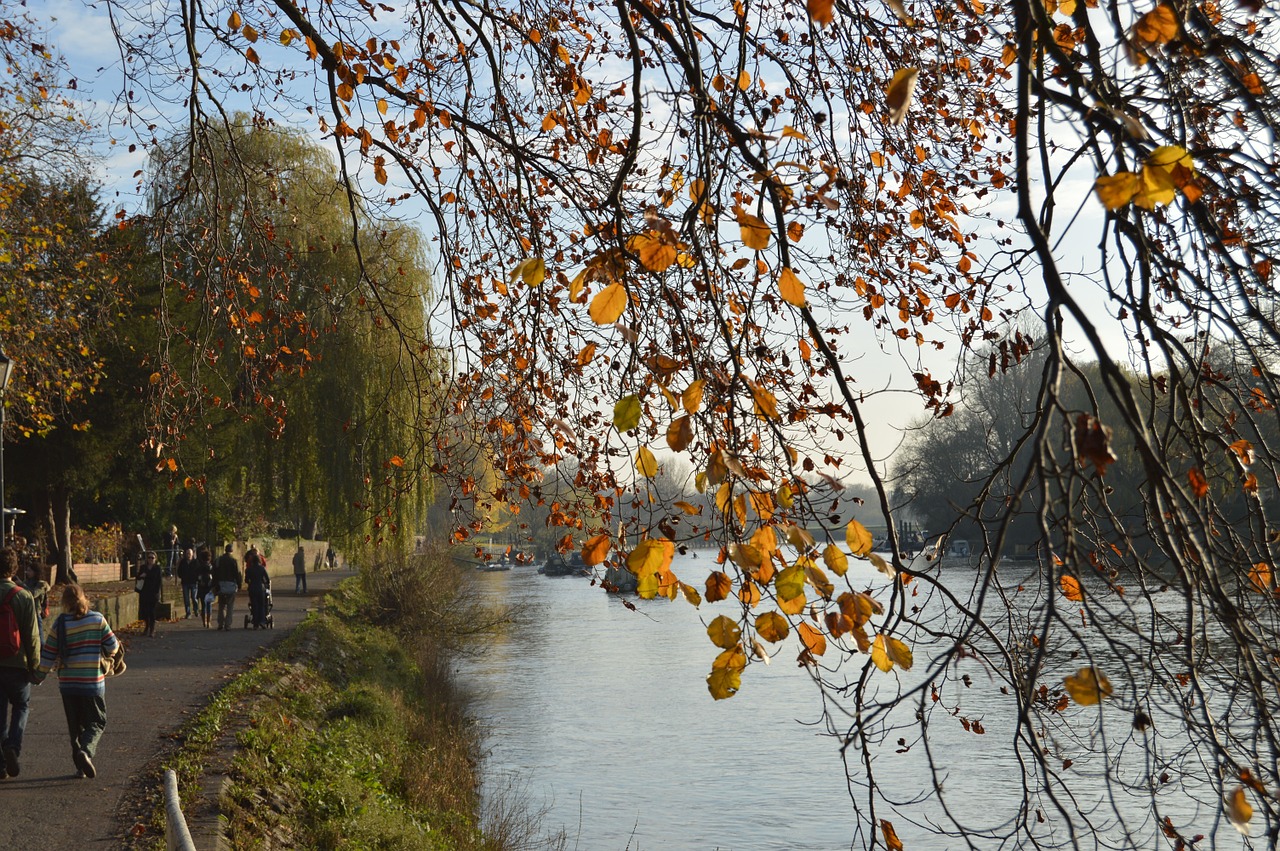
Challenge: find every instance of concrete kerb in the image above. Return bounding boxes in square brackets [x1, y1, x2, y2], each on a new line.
[164, 769, 197, 851]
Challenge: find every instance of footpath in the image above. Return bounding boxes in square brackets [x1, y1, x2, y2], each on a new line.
[0, 566, 357, 848]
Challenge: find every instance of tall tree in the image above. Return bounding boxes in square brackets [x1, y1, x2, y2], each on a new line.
[82, 0, 1280, 844]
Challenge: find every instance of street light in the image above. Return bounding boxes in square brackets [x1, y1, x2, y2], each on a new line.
[0, 348, 12, 544]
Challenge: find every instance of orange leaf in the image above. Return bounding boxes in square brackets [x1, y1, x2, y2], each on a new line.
[1059, 574, 1083, 602]
[797, 622, 827, 656]
[588, 282, 628, 324]
[667, 415, 694, 452]
[706, 571, 733, 602]
[388, 455, 406, 468]
[1188, 467, 1209, 499]
[582, 534, 611, 566]
[881, 820, 905, 851]
[778, 267, 806, 307]
[736, 208, 772, 250]
[807, 0, 835, 26]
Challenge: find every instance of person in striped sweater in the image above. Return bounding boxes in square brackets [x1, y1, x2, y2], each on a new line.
[33, 584, 119, 779]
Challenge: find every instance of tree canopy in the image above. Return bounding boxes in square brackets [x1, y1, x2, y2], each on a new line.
[15, 0, 1280, 844]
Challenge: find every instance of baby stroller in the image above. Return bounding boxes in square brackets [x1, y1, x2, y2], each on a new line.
[244, 579, 274, 629]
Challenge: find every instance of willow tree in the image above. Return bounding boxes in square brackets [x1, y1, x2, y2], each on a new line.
[85, 0, 1280, 844]
[144, 117, 437, 550]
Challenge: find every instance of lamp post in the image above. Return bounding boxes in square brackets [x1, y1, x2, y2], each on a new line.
[0, 348, 13, 543]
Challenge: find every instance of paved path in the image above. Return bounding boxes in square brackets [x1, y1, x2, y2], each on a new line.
[0, 568, 356, 848]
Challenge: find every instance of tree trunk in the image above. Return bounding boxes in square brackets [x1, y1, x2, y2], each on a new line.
[51, 485, 72, 585]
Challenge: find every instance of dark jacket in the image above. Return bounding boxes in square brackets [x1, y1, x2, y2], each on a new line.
[137, 563, 164, 601]
[246, 560, 269, 589]
[177, 555, 200, 585]
[213, 552, 243, 591]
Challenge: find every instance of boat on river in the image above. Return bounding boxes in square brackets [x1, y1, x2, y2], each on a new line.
[539, 553, 590, 577]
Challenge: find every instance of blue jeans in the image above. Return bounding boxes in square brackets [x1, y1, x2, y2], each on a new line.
[0, 667, 31, 755]
[294, 572, 306, 593]
[182, 583, 200, 616]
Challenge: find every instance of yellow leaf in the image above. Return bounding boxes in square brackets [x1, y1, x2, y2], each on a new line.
[846, 519, 874, 556]
[629, 232, 677, 272]
[674, 500, 702, 516]
[736, 209, 772, 250]
[871, 634, 894, 671]
[798, 623, 827, 656]
[1226, 786, 1253, 834]
[1134, 166, 1177, 210]
[781, 125, 808, 140]
[886, 67, 920, 125]
[750, 382, 780, 421]
[707, 665, 741, 700]
[681, 582, 702, 606]
[869, 552, 895, 576]
[588, 281, 628, 324]
[727, 542, 764, 569]
[582, 534, 611, 566]
[778, 267, 806, 307]
[613, 394, 642, 432]
[804, 564, 834, 599]
[737, 70, 751, 90]
[756, 610, 789, 642]
[245, 46, 260, 65]
[228, 11, 242, 29]
[885, 635, 913, 670]
[510, 257, 547, 286]
[1094, 172, 1140, 210]
[626, 539, 674, 578]
[823, 543, 849, 576]
[682, 379, 705, 413]
[280, 28, 296, 45]
[1063, 666, 1113, 705]
[707, 614, 742, 649]
[1060, 574, 1083, 601]
[242, 24, 259, 42]
[635, 446, 659, 477]
[785, 524, 816, 551]
[775, 564, 805, 601]
[750, 525, 778, 554]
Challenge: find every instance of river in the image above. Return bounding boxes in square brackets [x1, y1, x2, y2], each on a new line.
[459, 551, 1253, 850]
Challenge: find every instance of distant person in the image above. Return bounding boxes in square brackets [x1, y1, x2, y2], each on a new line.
[325, 545, 336, 570]
[18, 561, 50, 640]
[196, 548, 214, 629]
[136, 551, 164, 638]
[0, 547, 40, 779]
[292, 545, 307, 593]
[245, 551, 270, 629]
[34, 583, 120, 779]
[162, 524, 179, 576]
[177, 548, 199, 619]
[213, 544, 242, 631]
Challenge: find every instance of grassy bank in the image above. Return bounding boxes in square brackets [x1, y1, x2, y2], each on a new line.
[158, 547, 523, 850]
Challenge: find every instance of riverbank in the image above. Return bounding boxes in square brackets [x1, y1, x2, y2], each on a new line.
[136, 547, 525, 850]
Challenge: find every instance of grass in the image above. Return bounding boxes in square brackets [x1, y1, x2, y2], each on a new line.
[148, 544, 562, 851]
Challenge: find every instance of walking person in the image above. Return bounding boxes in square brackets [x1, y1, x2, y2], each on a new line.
[34, 583, 120, 779]
[162, 524, 179, 577]
[246, 551, 270, 629]
[213, 544, 242, 631]
[177, 548, 199, 619]
[0, 547, 40, 779]
[196, 548, 215, 629]
[292, 544, 307, 593]
[135, 551, 164, 637]
[18, 560, 50, 640]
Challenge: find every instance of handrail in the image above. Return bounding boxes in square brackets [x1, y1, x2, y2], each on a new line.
[163, 769, 197, 851]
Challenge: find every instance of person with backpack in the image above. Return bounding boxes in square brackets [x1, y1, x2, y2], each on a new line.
[0, 546, 41, 780]
[33, 583, 120, 779]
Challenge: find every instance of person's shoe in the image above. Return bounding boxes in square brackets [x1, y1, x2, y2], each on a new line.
[73, 749, 95, 779]
[3, 745, 19, 778]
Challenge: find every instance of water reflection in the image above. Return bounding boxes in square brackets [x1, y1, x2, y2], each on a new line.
[460, 552, 1251, 850]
